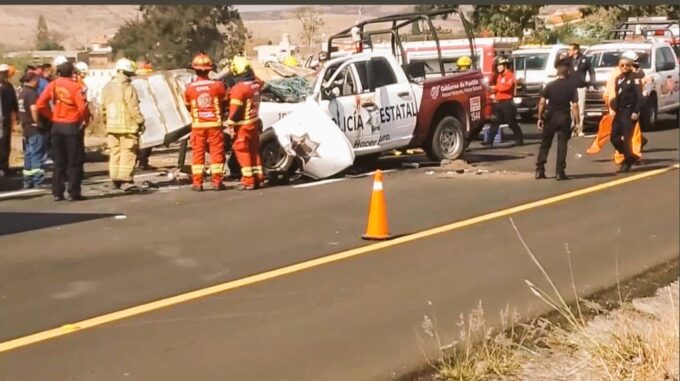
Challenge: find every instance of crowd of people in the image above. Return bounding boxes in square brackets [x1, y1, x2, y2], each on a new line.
[0, 44, 649, 201]
[465, 43, 646, 180]
[0, 52, 264, 201]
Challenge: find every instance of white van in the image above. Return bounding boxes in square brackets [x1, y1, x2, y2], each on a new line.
[584, 40, 680, 129]
[511, 44, 569, 120]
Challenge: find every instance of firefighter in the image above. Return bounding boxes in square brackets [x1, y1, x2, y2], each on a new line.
[610, 53, 643, 173]
[101, 58, 145, 191]
[227, 55, 264, 190]
[283, 55, 299, 67]
[483, 56, 524, 147]
[535, 58, 580, 181]
[75, 62, 89, 84]
[456, 56, 472, 72]
[184, 53, 228, 192]
[135, 60, 153, 75]
[36, 61, 88, 201]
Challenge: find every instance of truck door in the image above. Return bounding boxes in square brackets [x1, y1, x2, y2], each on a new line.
[367, 56, 418, 150]
[657, 46, 680, 111]
[320, 60, 381, 153]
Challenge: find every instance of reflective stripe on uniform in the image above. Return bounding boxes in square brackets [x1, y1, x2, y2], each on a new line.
[209, 163, 224, 174]
[230, 99, 243, 106]
[192, 121, 222, 128]
[252, 166, 263, 175]
[191, 164, 204, 175]
[226, 117, 260, 126]
[22, 168, 45, 176]
[241, 166, 253, 176]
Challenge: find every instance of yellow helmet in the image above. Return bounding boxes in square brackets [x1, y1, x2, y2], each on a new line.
[282, 55, 298, 67]
[230, 55, 251, 76]
[457, 56, 472, 68]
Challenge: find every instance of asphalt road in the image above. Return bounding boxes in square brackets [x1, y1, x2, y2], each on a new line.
[0, 119, 678, 380]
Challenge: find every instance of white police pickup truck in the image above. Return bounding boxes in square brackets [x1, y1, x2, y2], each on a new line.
[258, 9, 488, 182]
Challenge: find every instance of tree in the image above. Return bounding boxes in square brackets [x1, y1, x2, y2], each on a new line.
[34, 14, 64, 51]
[471, 5, 543, 40]
[411, 5, 458, 35]
[110, 5, 250, 70]
[580, 5, 679, 20]
[296, 7, 325, 50]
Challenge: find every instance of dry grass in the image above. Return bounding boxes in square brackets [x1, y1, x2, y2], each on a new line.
[423, 218, 679, 381]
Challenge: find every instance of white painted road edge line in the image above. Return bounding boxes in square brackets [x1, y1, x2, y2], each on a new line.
[292, 178, 347, 188]
[0, 189, 47, 200]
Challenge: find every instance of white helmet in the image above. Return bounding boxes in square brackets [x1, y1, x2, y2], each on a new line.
[621, 50, 638, 62]
[114, 58, 136, 74]
[75, 61, 89, 75]
[52, 55, 68, 67]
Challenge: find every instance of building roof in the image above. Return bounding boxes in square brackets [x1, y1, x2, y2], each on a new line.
[3, 50, 83, 59]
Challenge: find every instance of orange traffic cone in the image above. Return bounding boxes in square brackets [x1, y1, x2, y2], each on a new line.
[362, 170, 392, 241]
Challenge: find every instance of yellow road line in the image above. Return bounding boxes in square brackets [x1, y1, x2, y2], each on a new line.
[1, 163, 677, 354]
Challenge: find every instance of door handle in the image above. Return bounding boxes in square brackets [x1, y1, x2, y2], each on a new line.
[668, 75, 673, 79]
[361, 102, 377, 108]
[397, 91, 411, 98]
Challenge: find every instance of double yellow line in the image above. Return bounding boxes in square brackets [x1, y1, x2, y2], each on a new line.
[1, 163, 677, 354]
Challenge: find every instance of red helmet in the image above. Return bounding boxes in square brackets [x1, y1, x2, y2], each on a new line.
[192, 53, 213, 71]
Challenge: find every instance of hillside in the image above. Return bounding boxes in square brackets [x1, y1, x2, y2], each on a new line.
[0, 5, 581, 54]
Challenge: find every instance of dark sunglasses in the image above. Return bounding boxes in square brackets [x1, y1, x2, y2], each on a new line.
[619, 63, 632, 68]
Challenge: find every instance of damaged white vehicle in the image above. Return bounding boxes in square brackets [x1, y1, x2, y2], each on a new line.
[260, 9, 488, 183]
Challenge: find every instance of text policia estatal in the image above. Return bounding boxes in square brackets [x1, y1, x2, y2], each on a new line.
[331, 101, 418, 133]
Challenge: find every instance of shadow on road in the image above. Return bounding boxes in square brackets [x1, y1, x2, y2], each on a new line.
[0, 212, 118, 236]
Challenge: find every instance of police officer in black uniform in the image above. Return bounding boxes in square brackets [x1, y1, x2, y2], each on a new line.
[610, 55, 643, 173]
[535, 58, 580, 181]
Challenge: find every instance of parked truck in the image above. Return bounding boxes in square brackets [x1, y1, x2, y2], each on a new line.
[259, 8, 488, 182]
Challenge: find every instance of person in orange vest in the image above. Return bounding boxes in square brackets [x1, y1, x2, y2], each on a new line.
[226, 55, 265, 190]
[587, 50, 645, 165]
[36, 61, 88, 201]
[483, 56, 524, 147]
[184, 53, 228, 191]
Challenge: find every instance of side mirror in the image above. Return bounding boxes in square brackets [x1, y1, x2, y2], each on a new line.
[331, 87, 340, 97]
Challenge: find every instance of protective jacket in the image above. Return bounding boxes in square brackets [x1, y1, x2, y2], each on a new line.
[101, 73, 144, 134]
[184, 78, 227, 128]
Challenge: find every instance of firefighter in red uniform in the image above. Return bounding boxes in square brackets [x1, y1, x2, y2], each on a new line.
[483, 56, 524, 147]
[184, 53, 228, 191]
[227, 55, 265, 190]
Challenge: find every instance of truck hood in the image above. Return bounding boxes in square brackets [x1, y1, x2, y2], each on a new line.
[271, 99, 355, 180]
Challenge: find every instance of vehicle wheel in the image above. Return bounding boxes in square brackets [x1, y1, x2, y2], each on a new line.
[641, 95, 657, 131]
[260, 129, 296, 185]
[424, 116, 465, 162]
